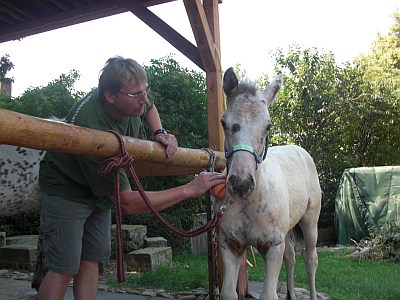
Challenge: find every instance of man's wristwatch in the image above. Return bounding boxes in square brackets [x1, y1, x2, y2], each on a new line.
[153, 128, 167, 137]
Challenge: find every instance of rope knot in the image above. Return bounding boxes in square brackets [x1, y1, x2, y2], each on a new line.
[98, 130, 133, 176]
[98, 152, 134, 176]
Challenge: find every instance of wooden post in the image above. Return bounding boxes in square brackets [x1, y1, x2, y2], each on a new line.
[0, 109, 226, 176]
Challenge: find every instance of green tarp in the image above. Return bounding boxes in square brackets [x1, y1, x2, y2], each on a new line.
[335, 166, 400, 245]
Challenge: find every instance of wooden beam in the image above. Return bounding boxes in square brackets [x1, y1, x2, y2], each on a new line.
[0, 109, 226, 176]
[132, 161, 203, 177]
[204, 0, 221, 50]
[183, 0, 219, 73]
[0, 0, 179, 43]
[122, 0, 204, 70]
[206, 72, 224, 152]
[203, 0, 225, 154]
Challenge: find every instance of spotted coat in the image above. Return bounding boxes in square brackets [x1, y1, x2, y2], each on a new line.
[0, 144, 45, 216]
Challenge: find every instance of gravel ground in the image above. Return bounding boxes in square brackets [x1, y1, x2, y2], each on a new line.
[0, 254, 333, 299]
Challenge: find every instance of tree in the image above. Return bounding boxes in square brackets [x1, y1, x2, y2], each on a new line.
[346, 10, 400, 166]
[391, 10, 400, 38]
[338, 60, 400, 167]
[269, 17, 400, 227]
[0, 54, 14, 84]
[270, 45, 345, 227]
[0, 70, 83, 118]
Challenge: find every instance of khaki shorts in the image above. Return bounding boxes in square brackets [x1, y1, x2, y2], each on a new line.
[40, 193, 111, 274]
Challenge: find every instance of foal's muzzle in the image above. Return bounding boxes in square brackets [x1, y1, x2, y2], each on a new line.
[228, 174, 255, 198]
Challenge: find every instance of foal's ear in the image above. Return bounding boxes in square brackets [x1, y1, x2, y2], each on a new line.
[262, 74, 283, 108]
[223, 67, 239, 97]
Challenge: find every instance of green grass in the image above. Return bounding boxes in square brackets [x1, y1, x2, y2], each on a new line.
[108, 248, 400, 299]
[248, 249, 400, 300]
[108, 253, 209, 292]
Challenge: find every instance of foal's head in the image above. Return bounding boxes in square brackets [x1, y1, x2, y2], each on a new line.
[221, 67, 282, 198]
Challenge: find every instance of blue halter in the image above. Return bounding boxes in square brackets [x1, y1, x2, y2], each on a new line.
[225, 135, 269, 169]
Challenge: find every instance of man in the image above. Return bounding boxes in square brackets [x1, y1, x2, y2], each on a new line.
[37, 56, 225, 300]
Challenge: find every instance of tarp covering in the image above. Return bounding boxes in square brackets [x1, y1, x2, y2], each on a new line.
[335, 166, 400, 245]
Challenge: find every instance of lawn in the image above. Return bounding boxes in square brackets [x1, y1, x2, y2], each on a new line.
[108, 248, 400, 300]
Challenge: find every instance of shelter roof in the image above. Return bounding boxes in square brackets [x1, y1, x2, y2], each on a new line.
[0, 0, 176, 43]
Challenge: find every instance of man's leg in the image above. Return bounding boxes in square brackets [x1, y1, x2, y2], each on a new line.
[38, 270, 73, 300]
[38, 194, 94, 299]
[73, 207, 111, 300]
[73, 260, 99, 300]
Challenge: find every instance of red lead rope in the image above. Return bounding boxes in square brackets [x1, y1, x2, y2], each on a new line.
[98, 130, 223, 282]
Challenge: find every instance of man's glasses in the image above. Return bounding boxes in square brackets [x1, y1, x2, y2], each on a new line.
[119, 86, 150, 98]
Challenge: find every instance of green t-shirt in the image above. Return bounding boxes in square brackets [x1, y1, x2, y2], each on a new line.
[39, 89, 154, 210]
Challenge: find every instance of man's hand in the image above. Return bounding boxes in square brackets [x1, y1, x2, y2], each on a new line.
[155, 133, 178, 158]
[185, 171, 227, 198]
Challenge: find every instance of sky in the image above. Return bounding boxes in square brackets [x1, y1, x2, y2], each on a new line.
[1, 0, 399, 97]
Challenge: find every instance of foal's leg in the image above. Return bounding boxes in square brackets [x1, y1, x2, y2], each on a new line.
[284, 234, 296, 300]
[260, 241, 285, 300]
[219, 245, 244, 300]
[300, 222, 318, 300]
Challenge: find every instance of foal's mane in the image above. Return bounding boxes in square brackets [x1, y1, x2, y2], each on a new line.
[227, 82, 258, 101]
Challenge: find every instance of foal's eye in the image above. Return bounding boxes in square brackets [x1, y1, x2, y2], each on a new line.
[221, 120, 227, 129]
[266, 123, 272, 131]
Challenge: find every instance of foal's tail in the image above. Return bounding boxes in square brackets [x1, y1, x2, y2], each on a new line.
[288, 225, 304, 252]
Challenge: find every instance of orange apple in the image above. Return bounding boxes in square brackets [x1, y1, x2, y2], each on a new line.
[211, 182, 226, 200]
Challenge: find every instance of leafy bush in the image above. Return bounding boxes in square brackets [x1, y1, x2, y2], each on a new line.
[0, 212, 41, 236]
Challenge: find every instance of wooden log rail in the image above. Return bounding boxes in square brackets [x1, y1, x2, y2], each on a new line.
[0, 109, 226, 177]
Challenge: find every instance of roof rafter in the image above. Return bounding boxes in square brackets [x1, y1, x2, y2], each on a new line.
[121, 0, 204, 71]
[183, 0, 219, 73]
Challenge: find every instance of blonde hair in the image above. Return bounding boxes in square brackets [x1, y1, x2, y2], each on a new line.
[98, 56, 147, 99]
